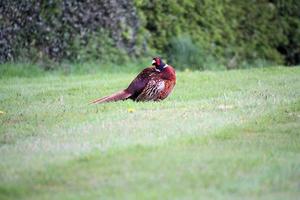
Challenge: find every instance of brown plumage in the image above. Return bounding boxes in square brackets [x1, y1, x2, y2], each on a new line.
[91, 57, 176, 104]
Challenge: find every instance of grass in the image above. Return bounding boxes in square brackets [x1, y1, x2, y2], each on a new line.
[0, 65, 300, 199]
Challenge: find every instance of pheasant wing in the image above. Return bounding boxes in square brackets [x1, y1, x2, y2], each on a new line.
[126, 67, 158, 96]
[136, 79, 165, 101]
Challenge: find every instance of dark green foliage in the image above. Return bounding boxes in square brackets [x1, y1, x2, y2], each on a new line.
[135, 0, 300, 68]
[71, 31, 130, 64]
[273, 0, 300, 65]
[0, 0, 299, 68]
[0, 0, 139, 65]
[167, 35, 216, 70]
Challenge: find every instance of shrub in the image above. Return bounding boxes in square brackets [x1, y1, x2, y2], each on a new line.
[0, 0, 299, 67]
[135, 0, 300, 67]
[0, 0, 139, 65]
[167, 35, 216, 70]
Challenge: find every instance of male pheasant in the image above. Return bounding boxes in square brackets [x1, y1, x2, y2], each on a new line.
[91, 57, 176, 104]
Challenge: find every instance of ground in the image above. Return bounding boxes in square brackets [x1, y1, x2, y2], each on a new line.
[0, 66, 300, 200]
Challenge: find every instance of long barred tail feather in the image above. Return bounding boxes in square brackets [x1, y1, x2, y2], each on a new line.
[90, 90, 132, 104]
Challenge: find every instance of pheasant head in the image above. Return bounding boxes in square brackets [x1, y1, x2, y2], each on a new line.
[152, 57, 167, 72]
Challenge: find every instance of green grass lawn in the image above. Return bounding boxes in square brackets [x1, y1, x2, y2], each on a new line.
[0, 66, 300, 200]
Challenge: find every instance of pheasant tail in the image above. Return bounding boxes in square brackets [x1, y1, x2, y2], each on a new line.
[90, 90, 132, 104]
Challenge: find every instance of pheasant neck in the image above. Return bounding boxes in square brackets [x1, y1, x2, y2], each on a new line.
[157, 63, 168, 71]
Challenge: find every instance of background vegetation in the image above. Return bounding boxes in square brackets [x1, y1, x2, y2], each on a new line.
[1, 0, 299, 70]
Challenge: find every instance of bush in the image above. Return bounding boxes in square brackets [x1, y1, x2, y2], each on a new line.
[135, 0, 300, 67]
[71, 31, 129, 64]
[167, 35, 222, 70]
[0, 0, 139, 65]
[0, 0, 299, 67]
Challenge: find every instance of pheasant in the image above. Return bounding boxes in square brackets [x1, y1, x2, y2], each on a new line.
[91, 57, 176, 104]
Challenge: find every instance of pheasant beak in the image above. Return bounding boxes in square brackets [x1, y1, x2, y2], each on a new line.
[152, 60, 156, 65]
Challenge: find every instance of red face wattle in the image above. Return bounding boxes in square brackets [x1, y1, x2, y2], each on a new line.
[152, 57, 161, 67]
